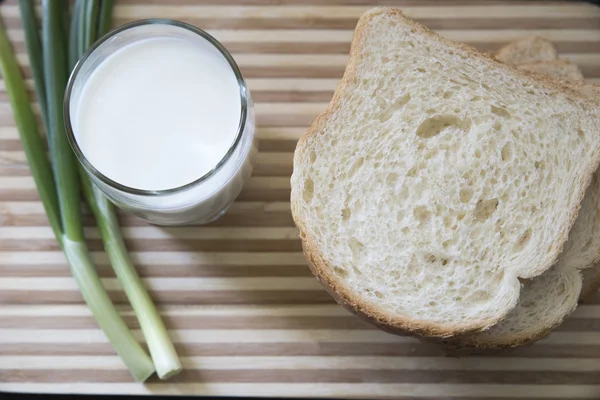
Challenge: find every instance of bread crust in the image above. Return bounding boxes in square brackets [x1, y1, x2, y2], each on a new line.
[518, 60, 584, 81]
[435, 281, 579, 349]
[291, 7, 600, 338]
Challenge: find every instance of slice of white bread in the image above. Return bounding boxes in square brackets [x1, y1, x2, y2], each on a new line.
[290, 7, 600, 337]
[495, 36, 558, 65]
[518, 60, 584, 82]
[442, 171, 600, 348]
[437, 39, 600, 347]
[421, 39, 600, 347]
[497, 37, 600, 304]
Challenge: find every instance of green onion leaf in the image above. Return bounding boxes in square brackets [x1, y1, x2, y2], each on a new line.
[98, 0, 114, 38]
[74, 0, 183, 379]
[0, 10, 61, 245]
[18, 0, 48, 131]
[42, 0, 156, 381]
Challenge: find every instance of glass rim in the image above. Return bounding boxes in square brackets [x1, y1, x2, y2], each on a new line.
[63, 18, 249, 197]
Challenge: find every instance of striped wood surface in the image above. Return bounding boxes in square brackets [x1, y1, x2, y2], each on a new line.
[1, 0, 600, 398]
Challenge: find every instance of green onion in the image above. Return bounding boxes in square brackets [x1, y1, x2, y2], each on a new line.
[82, 0, 99, 49]
[17, 1, 48, 132]
[68, 0, 83, 70]
[81, 179, 183, 379]
[73, 0, 182, 379]
[13, 0, 181, 381]
[98, 0, 114, 38]
[40, 0, 156, 381]
[76, 0, 86, 58]
[0, 8, 61, 244]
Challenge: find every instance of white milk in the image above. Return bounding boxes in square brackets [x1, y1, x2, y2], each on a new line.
[72, 36, 242, 191]
[67, 22, 256, 225]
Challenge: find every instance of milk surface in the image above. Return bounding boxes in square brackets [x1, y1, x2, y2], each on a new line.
[71, 36, 242, 191]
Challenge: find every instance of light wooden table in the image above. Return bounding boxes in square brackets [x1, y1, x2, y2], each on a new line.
[0, 0, 600, 398]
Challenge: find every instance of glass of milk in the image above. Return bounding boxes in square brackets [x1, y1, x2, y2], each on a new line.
[65, 19, 257, 226]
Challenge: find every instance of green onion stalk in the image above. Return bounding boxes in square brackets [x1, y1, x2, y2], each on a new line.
[74, 0, 182, 379]
[10, 0, 155, 381]
[0, 6, 61, 244]
[17, 1, 48, 132]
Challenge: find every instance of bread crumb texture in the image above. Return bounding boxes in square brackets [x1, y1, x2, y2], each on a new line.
[290, 8, 600, 336]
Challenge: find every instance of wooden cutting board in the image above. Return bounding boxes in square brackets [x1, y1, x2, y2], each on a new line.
[1, 0, 600, 398]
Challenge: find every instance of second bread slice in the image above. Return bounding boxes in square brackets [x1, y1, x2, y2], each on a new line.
[518, 60, 584, 81]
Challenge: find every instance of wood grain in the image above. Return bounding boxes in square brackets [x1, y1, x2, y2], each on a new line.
[1, 0, 600, 398]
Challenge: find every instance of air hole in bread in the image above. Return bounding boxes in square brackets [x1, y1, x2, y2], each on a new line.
[460, 188, 474, 203]
[407, 163, 420, 177]
[302, 178, 314, 203]
[491, 105, 511, 118]
[341, 207, 351, 221]
[460, 72, 473, 82]
[309, 151, 317, 163]
[467, 290, 492, 304]
[443, 91, 453, 99]
[424, 148, 438, 160]
[443, 215, 452, 228]
[416, 67, 426, 73]
[514, 228, 532, 253]
[416, 115, 471, 139]
[333, 266, 348, 278]
[349, 237, 365, 260]
[386, 173, 399, 186]
[347, 157, 364, 178]
[471, 95, 481, 102]
[474, 198, 499, 222]
[578, 128, 585, 139]
[396, 210, 404, 223]
[414, 206, 432, 224]
[501, 142, 514, 162]
[377, 93, 411, 123]
[481, 83, 490, 90]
